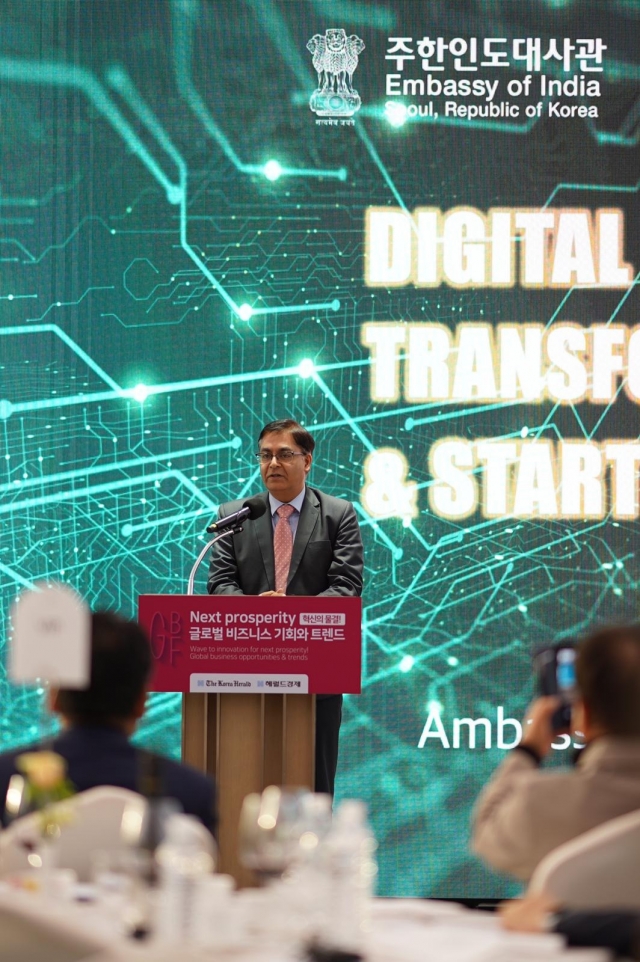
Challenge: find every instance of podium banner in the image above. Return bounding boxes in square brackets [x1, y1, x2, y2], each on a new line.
[138, 595, 362, 694]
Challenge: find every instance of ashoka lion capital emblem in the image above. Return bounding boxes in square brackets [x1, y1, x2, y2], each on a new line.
[307, 28, 365, 118]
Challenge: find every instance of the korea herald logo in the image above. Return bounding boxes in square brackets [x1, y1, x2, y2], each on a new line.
[307, 28, 365, 117]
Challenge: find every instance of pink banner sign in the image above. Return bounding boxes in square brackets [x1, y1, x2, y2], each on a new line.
[138, 595, 362, 694]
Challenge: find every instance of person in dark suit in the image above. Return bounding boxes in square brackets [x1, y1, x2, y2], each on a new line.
[208, 418, 364, 795]
[0, 611, 216, 833]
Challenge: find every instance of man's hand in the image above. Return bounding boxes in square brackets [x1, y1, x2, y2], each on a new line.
[259, 590, 286, 597]
[499, 893, 561, 933]
[521, 696, 566, 760]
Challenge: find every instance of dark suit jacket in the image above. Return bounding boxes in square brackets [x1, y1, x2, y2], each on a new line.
[0, 727, 216, 834]
[207, 486, 364, 598]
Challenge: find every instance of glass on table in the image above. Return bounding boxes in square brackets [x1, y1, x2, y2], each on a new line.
[238, 786, 312, 884]
[237, 788, 335, 950]
[91, 848, 152, 936]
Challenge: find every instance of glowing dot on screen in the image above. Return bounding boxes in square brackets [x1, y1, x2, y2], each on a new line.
[298, 358, 315, 378]
[427, 700, 443, 714]
[399, 655, 414, 673]
[447, 656, 459, 667]
[106, 64, 126, 86]
[131, 384, 149, 403]
[520, 426, 529, 438]
[238, 303, 254, 321]
[0, 399, 14, 420]
[121, 524, 133, 537]
[518, 603, 528, 613]
[386, 103, 408, 128]
[263, 160, 283, 181]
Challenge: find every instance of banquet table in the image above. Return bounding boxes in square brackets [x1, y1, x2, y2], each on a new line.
[0, 884, 611, 962]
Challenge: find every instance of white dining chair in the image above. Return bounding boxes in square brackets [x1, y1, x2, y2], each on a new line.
[528, 808, 640, 909]
[0, 785, 148, 882]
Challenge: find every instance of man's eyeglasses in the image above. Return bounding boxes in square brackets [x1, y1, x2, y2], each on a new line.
[255, 450, 307, 463]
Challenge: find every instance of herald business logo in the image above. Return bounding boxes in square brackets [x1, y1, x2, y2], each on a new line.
[190, 673, 309, 693]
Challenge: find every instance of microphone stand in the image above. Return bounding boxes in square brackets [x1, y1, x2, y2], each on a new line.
[187, 525, 243, 595]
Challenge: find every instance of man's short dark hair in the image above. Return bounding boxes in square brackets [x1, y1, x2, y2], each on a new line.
[258, 419, 315, 455]
[56, 611, 152, 724]
[577, 624, 640, 737]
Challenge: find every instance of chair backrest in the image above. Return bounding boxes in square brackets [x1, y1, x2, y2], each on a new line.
[529, 808, 640, 909]
[0, 786, 148, 882]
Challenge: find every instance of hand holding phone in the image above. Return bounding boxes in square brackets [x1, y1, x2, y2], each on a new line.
[533, 643, 577, 731]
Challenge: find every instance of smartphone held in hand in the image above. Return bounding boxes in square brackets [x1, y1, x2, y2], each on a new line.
[533, 644, 577, 731]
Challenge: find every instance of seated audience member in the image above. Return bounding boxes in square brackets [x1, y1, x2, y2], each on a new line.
[0, 611, 216, 833]
[500, 894, 640, 959]
[472, 624, 640, 880]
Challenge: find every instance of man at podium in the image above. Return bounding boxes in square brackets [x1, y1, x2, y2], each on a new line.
[207, 418, 364, 795]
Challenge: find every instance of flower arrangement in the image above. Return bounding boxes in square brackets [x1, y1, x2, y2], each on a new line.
[15, 751, 75, 840]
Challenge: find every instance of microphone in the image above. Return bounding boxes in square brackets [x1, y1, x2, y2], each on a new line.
[206, 495, 267, 533]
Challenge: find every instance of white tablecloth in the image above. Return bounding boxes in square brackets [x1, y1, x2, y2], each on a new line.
[0, 886, 611, 962]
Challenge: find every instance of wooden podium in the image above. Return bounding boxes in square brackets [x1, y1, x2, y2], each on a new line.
[138, 594, 362, 886]
[182, 690, 314, 884]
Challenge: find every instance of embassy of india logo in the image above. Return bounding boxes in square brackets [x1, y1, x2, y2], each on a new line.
[307, 28, 365, 118]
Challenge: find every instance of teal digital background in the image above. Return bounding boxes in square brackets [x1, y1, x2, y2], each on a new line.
[1, 0, 639, 898]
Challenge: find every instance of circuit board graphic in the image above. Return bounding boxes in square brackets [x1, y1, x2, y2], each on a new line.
[1, 0, 639, 896]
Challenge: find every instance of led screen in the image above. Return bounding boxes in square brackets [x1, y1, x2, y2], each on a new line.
[1, 0, 639, 897]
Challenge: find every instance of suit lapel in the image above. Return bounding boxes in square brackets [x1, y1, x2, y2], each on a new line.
[253, 493, 275, 590]
[287, 488, 319, 588]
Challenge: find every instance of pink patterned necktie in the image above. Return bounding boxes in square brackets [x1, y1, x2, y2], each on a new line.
[274, 503, 295, 593]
